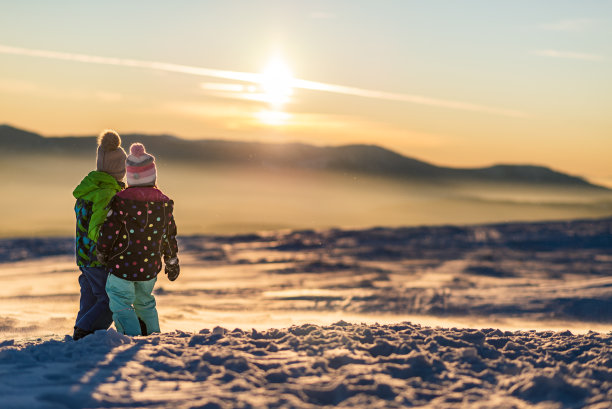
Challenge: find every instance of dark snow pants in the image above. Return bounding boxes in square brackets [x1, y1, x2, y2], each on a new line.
[75, 266, 113, 332]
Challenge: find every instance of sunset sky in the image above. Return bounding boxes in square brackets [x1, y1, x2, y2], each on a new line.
[0, 1, 610, 185]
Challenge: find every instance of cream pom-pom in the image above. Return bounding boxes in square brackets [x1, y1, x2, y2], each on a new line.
[97, 130, 121, 151]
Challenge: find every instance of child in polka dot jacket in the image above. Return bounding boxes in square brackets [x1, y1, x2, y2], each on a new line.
[96, 143, 180, 336]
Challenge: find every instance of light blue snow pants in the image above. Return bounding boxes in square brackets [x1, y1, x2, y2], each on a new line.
[106, 274, 160, 336]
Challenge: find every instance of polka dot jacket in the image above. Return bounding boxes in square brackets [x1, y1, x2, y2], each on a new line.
[97, 187, 178, 281]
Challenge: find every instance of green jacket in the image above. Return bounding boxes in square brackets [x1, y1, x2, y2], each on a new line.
[74, 171, 123, 266]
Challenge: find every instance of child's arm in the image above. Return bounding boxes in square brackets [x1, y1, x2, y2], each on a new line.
[96, 197, 123, 262]
[88, 188, 117, 242]
[162, 210, 179, 262]
[162, 211, 180, 281]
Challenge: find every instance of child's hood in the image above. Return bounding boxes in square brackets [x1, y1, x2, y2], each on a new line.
[73, 171, 122, 200]
[112, 187, 174, 229]
[117, 187, 171, 203]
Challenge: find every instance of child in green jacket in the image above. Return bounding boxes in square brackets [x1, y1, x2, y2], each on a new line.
[73, 130, 126, 340]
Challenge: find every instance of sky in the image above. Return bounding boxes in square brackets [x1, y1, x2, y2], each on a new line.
[0, 0, 611, 185]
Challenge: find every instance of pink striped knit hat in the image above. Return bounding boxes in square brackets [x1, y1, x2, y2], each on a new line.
[126, 143, 157, 187]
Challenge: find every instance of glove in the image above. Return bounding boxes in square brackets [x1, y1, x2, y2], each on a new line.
[96, 251, 109, 266]
[165, 257, 180, 281]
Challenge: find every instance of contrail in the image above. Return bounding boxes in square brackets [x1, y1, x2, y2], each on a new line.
[292, 79, 525, 117]
[0, 44, 525, 117]
[0, 44, 259, 83]
[532, 49, 604, 61]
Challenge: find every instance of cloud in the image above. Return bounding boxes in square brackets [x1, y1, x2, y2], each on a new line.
[200, 83, 286, 105]
[292, 79, 526, 117]
[0, 44, 258, 83]
[0, 77, 122, 102]
[198, 79, 525, 118]
[165, 100, 249, 120]
[532, 49, 604, 61]
[201, 82, 249, 93]
[540, 19, 595, 32]
[0, 78, 40, 94]
[165, 101, 448, 147]
[0, 43, 525, 118]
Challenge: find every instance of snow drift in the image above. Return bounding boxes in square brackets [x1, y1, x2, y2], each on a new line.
[0, 322, 610, 409]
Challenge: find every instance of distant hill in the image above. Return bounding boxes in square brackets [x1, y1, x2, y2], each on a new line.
[0, 124, 605, 189]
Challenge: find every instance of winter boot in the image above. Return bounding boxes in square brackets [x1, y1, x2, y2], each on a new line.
[138, 317, 147, 336]
[73, 326, 93, 341]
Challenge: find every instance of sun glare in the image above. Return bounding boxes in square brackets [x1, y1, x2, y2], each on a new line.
[259, 57, 294, 108]
[250, 56, 294, 126]
[256, 109, 291, 126]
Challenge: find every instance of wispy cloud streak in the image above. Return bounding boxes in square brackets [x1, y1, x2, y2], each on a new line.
[533, 49, 604, 61]
[292, 79, 525, 117]
[540, 19, 595, 32]
[0, 44, 259, 82]
[0, 44, 525, 117]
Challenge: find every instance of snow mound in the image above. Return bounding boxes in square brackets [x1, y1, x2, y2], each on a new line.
[0, 322, 610, 408]
[86, 328, 133, 347]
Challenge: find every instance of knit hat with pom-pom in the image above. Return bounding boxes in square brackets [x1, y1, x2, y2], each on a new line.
[126, 143, 157, 187]
[96, 130, 127, 181]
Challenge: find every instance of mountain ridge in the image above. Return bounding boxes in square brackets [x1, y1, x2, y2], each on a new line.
[0, 124, 605, 190]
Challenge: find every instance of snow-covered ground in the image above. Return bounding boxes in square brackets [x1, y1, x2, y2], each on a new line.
[0, 218, 611, 408]
[1, 323, 610, 409]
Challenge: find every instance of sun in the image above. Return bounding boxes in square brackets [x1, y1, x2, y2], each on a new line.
[259, 57, 294, 108]
[253, 56, 294, 126]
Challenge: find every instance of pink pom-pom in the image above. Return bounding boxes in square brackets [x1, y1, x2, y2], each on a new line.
[130, 143, 146, 157]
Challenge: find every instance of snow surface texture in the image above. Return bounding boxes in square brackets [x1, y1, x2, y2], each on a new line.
[1, 218, 611, 338]
[0, 323, 610, 409]
[0, 218, 611, 408]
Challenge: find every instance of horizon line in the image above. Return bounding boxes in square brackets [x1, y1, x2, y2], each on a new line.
[2, 122, 607, 188]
